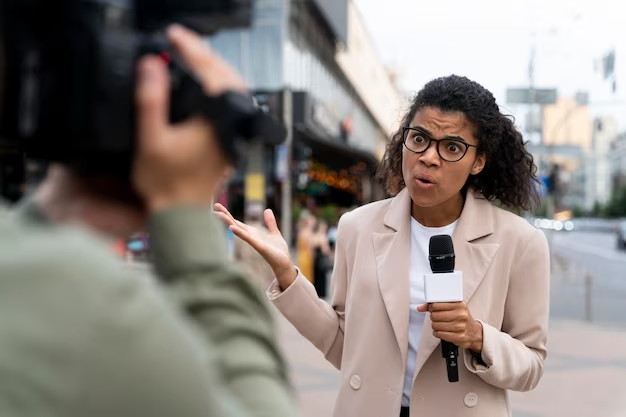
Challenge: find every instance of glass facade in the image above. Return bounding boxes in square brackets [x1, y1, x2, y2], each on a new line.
[209, 0, 287, 91]
[209, 0, 387, 219]
[208, 0, 384, 155]
[284, 2, 383, 154]
[284, 39, 382, 154]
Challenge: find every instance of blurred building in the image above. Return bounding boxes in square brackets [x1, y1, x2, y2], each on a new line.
[582, 117, 619, 211]
[542, 96, 593, 151]
[534, 95, 593, 209]
[334, 1, 408, 157]
[609, 132, 626, 190]
[208, 0, 405, 234]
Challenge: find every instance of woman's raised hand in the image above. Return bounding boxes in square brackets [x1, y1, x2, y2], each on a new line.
[214, 203, 298, 290]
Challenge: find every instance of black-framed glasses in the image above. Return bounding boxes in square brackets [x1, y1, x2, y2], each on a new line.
[402, 127, 477, 162]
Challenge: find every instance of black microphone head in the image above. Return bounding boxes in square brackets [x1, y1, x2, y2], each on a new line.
[429, 235, 454, 255]
[429, 235, 455, 272]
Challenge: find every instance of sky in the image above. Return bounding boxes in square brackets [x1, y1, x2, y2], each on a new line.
[354, 0, 626, 134]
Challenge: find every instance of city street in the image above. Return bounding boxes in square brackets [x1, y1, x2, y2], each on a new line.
[133, 228, 626, 417]
[547, 230, 626, 327]
[276, 308, 626, 417]
[274, 229, 626, 417]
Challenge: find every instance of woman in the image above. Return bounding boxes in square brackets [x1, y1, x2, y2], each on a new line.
[312, 220, 332, 298]
[295, 213, 316, 281]
[215, 75, 550, 417]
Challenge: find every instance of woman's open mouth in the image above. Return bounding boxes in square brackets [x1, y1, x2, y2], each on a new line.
[415, 177, 435, 189]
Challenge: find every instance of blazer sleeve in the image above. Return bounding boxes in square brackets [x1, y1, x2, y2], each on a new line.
[463, 227, 550, 392]
[267, 212, 352, 370]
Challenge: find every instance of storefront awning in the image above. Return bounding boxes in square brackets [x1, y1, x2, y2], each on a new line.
[294, 125, 379, 172]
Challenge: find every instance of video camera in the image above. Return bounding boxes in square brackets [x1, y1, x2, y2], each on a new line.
[0, 0, 286, 199]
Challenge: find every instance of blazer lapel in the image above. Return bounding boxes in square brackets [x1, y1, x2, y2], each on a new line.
[372, 189, 412, 367]
[413, 190, 500, 377]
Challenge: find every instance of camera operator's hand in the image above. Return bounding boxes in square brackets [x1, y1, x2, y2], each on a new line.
[133, 24, 246, 213]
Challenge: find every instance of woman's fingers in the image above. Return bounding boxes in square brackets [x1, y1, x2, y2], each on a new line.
[264, 209, 280, 234]
[213, 211, 236, 227]
[229, 225, 269, 255]
[214, 204, 250, 229]
[214, 203, 235, 221]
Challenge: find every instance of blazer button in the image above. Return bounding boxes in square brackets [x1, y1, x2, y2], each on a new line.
[464, 392, 478, 408]
[349, 375, 362, 390]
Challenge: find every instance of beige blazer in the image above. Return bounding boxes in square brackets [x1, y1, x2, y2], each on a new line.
[268, 188, 550, 417]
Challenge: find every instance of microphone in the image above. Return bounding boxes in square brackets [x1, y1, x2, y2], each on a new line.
[426, 235, 462, 383]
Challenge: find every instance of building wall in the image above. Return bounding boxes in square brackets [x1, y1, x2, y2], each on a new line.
[610, 133, 626, 188]
[206, 0, 395, 220]
[334, 0, 407, 139]
[542, 96, 593, 151]
[283, 0, 385, 156]
[583, 117, 619, 210]
[208, 0, 288, 90]
[209, 0, 390, 158]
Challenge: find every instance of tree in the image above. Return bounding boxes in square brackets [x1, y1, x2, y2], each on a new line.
[592, 201, 605, 217]
[572, 205, 584, 218]
[605, 185, 626, 218]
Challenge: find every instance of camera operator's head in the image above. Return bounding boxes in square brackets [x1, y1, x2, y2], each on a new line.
[32, 25, 247, 238]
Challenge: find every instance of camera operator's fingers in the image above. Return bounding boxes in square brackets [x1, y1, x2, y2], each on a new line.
[136, 56, 170, 148]
[166, 24, 247, 96]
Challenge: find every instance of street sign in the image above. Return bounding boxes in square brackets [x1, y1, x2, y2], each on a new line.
[506, 88, 557, 105]
[524, 109, 543, 133]
[275, 144, 289, 181]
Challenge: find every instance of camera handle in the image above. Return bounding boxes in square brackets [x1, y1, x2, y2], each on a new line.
[142, 36, 286, 167]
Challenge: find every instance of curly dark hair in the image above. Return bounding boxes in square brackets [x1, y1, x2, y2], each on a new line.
[376, 74, 540, 212]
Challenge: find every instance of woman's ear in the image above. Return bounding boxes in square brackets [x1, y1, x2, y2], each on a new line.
[471, 153, 486, 175]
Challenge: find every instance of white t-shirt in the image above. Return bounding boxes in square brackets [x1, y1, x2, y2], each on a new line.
[402, 217, 459, 407]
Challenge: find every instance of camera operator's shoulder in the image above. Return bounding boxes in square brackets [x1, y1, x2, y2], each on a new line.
[0, 219, 219, 414]
[0, 217, 193, 351]
[0, 219, 151, 312]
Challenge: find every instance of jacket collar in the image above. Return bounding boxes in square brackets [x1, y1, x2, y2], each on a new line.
[383, 187, 495, 242]
[375, 187, 500, 378]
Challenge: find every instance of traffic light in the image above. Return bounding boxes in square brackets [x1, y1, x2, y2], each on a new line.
[548, 165, 559, 195]
[604, 50, 615, 80]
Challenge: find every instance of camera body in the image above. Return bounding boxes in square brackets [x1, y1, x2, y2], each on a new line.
[0, 0, 283, 174]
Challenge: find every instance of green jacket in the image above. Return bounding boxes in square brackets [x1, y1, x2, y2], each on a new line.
[0, 199, 297, 417]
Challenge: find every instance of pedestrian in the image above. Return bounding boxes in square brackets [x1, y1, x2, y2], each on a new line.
[215, 74, 550, 417]
[295, 212, 316, 282]
[312, 220, 332, 298]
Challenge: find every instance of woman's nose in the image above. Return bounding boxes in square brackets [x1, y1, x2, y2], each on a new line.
[419, 143, 441, 166]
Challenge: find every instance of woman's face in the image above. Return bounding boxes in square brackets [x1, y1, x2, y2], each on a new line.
[401, 106, 486, 209]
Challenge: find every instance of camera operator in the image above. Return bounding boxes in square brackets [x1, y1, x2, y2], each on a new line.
[0, 24, 297, 417]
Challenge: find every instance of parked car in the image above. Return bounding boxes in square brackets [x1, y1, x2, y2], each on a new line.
[617, 221, 626, 251]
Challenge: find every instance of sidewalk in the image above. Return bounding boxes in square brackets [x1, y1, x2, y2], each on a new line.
[509, 320, 626, 417]
[275, 311, 626, 417]
[132, 258, 626, 416]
